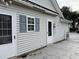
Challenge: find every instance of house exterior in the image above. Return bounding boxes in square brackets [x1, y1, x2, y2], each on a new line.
[0, 0, 71, 59]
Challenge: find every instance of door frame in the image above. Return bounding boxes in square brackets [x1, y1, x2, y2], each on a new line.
[0, 8, 17, 58]
[47, 19, 53, 44]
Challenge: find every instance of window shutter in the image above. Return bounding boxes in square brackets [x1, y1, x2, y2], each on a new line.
[35, 18, 40, 32]
[19, 15, 27, 32]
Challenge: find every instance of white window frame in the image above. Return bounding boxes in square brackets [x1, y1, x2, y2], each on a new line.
[27, 16, 35, 32]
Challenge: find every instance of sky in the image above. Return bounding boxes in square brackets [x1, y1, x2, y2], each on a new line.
[57, 0, 79, 11]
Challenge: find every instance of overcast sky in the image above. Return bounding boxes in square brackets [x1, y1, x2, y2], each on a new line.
[57, 0, 79, 11]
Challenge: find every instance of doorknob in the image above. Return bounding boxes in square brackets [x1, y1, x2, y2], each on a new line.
[14, 35, 16, 39]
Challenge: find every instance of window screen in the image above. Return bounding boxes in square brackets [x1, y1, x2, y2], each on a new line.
[0, 14, 12, 45]
[48, 22, 52, 36]
[28, 17, 34, 31]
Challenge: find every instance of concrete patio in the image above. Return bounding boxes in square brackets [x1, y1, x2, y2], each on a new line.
[15, 33, 79, 59]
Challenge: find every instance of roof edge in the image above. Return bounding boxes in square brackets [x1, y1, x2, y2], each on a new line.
[14, 0, 59, 14]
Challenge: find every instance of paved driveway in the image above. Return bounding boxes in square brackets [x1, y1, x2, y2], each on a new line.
[16, 33, 79, 59]
[69, 33, 79, 42]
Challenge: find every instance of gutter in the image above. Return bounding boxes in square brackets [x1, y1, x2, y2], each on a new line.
[27, 0, 58, 14]
[60, 18, 73, 24]
[13, 0, 58, 15]
[50, 0, 64, 18]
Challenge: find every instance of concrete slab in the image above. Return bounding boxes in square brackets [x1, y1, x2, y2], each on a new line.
[15, 33, 79, 59]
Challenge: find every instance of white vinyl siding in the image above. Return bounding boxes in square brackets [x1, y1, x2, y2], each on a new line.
[17, 14, 43, 55]
[0, 4, 47, 55]
[0, 0, 69, 59]
[17, 14, 46, 55]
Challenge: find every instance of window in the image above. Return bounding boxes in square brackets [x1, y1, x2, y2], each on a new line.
[48, 22, 52, 36]
[27, 17, 35, 31]
[19, 15, 40, 32]
[0, 14, 12, 45]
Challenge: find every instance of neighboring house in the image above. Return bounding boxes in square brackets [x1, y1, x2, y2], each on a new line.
[76, 23, 79, 32]
[0, 0, 71, 59]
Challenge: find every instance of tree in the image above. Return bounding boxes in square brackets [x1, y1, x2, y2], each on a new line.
[61, 6, 72, 20]
[61, 6, 79, 31]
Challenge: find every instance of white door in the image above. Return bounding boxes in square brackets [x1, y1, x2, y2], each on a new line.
[0, 9, 16, 59]
[47, 20, 53, 44]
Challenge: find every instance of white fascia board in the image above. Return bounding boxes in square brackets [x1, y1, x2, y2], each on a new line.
[60, 19, 73, 24]
[50, 0, 64, 18]
[14, 0, 34, 8]
[14, 0, 58, 15]
[44, 10, 57, 16]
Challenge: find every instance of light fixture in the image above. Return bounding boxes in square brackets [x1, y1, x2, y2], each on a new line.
[9, 0, 13, 4]
[53, 23, 56, 28]
[5, 1, 9, 6]
[0, 0, 14, 5]
[1, 0, 5, 2]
